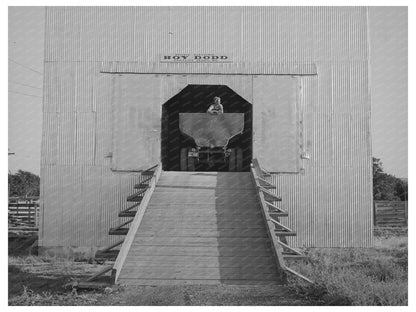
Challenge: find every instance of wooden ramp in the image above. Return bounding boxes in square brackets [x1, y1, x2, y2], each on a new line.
[117, 171, 283, 286]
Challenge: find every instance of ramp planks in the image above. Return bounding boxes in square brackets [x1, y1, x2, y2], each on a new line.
[117, 171, 282, 286]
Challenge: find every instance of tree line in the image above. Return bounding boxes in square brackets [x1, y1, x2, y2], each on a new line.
[372, 157, 407, 201]
[8, 170, 40, 197]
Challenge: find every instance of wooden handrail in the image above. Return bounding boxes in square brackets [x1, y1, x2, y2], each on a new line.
[98, 239, 124, 253]
[257, 176, 276, 188]
[276, 240, 304, 256]
[258, 186, 282, 201]
[269, 218, 293, 232]
[112, 219, 133, 230]
[250, 161, 288, 283]
[112, 163, 162, 283]
[265, 201, 288, 214]
[251, 158, 313, 285]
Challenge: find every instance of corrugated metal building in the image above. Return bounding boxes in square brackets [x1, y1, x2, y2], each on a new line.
[40, 6, 372, 254]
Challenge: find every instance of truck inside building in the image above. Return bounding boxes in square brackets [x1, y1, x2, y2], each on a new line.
[161, 84, 252, 172]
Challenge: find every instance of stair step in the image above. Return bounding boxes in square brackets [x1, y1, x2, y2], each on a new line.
[263, 193, 282, 202]
[95, 249, 120, 260]
[126, 189, 147, 201]
[269, 212, 288, 217]
[134, 183, 150, 189]
[76, 280, 113, 289]
[285, 267, 314, 284]
[274, 231, 297, 236]
[126, 195, 144, 202]
[141, 170, 155, 176]
[283, 254, 308, 260]
[261, 185, 276, 189]
[109, 228, 129, 235]
[119, 210, 137, 218]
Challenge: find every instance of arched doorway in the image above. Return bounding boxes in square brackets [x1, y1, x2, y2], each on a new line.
[161, 84, 252, 171]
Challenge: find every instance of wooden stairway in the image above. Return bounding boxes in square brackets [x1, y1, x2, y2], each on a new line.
[251, 159, 313, 284]
[94, 166, 157, 263]
[116, 171, 284, 286]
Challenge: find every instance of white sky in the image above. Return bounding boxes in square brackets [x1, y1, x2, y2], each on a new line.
[7, 6, 409, 178]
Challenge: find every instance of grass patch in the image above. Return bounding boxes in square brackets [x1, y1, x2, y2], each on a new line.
[288, 233, 408, 306]
[8, 285, 104, 306]
[8, 254, 109, 305]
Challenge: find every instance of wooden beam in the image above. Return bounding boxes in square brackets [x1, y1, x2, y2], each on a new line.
[76, 281, 112, 289]
[134, 177, 152, 189]
[126, 194, 145, 202]
[258, 186, 282, 201]
[98, 240, 124, 253]
[112, 219, 133, 230]
[84, 265, 113, 282]
[250, 161, 288, 283]
[269, 218, 293, 232]
[113, 163, 162, 283]
[252, 159, 313, 285]
[123, 202, 141, 212]
[277, 240, 303, 255]
[95, 249, 119, 261]
[283, 254, 308, 260]
[257, 176, 276, 189]
[265, 201, 288, 214]
[285, 267, 314, 284]
[118, 210, 137, 218]
[274, 231, 297, 236]
[108, 228, 129, 235]
[269, 212, 289, 217]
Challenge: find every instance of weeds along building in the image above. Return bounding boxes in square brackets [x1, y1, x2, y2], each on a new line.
[40, 6, 373, 256]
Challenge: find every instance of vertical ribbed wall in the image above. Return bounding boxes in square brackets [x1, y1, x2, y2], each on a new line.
[40, 7, 372, 248]
[44, 7, 368, 64]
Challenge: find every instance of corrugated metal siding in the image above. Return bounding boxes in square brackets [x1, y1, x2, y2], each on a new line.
[111, 74, 161, 171]
[253, 75, 300, 172]
[269, 59, 372, 247]
[270, 162, 372, 247]
[45, 6, 367, 63]
[56, 112, 76, 165]
[41, 165, 150, 247]
[40, 7, 372, 248]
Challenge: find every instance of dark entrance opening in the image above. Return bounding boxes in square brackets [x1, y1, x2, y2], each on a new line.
[161, 84, 252, 172]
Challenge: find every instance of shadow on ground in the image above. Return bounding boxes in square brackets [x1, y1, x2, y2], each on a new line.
[97, 284, 324, 306]
[8, 265, 87, 298]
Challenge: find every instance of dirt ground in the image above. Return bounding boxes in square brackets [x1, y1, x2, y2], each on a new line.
[8, 251, 322, 305]
[8, 228, 407, 306]
[96, 284, 321, 306]
[8, 258, 321, 306]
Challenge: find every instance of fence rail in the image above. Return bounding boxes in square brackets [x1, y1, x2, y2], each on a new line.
[374, 201, 407, 227]
[8, 197, 39, 228]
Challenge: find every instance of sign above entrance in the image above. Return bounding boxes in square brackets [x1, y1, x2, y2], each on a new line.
[160, 54, 232, 63]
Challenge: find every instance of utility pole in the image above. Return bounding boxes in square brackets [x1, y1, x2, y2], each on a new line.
[8, 149, 15, 197]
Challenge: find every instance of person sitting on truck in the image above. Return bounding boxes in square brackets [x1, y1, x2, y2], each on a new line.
[207, 96, 224, 114]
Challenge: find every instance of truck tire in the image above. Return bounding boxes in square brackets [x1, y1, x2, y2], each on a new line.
[187, 148, 195, 171]
[228, 149, 236, 172]
[180, 148, 187, 171]
[236, 148, 243, 172]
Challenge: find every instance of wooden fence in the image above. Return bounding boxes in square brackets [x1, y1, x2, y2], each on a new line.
[8, 197, 39, 228]
[374, 201, 408, 227]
